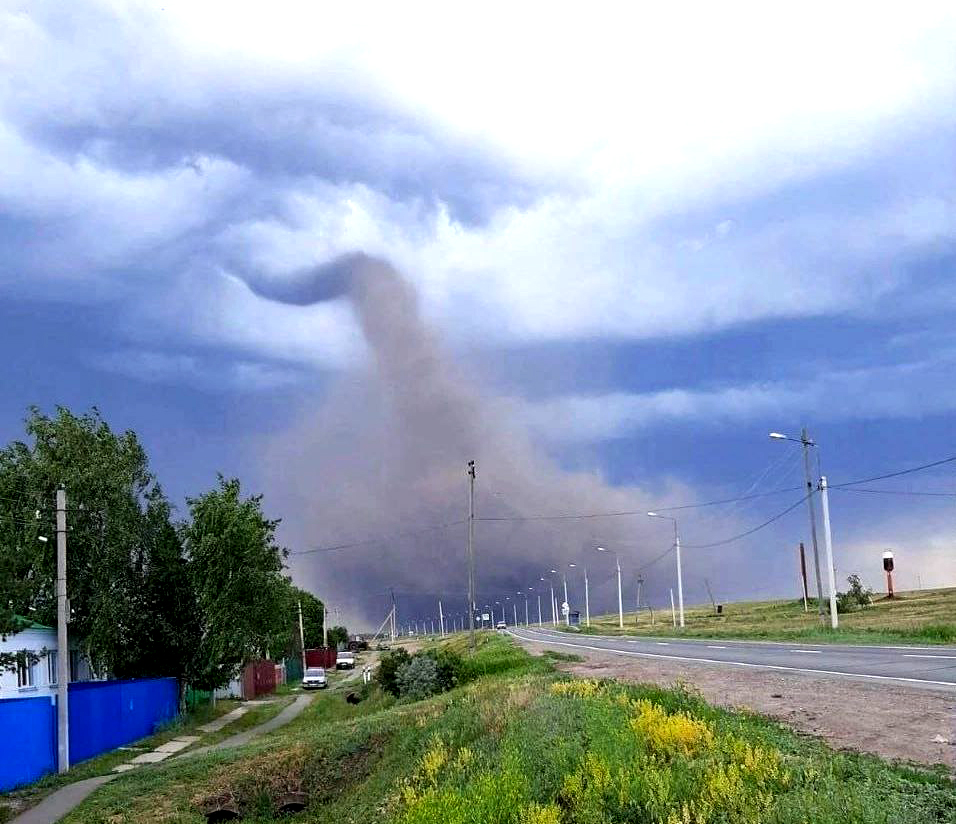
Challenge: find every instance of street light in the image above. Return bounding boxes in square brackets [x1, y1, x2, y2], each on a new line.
[520, 590, 530, 626]
[530, 586, 542, 625]
[495, 600, 502, 626]
[540, 577, 557, 626]
[647, 512, 684, 628]
[552, 568, 571, 626]
[597, 547, 624, 629]
[769, 428, 829, 624]
[568, 563, 589, 627]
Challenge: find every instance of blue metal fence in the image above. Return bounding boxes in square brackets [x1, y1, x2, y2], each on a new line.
[68, 677, 178, 764]
[0, 677, 178, 791]
[0, 697, 56, 792]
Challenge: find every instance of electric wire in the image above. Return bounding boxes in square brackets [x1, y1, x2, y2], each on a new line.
[289, 519, 466, 556]
[680, 493, 811, 549]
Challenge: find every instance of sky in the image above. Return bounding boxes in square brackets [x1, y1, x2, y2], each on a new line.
[2, 2, 956, 628]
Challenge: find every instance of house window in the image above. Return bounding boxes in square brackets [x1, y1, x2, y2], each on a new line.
[69, 649, 80, 682]
[17, 657, 37, 689]
[48, 651, 58, 685]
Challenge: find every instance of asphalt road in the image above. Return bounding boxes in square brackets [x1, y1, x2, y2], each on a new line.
[508, 626, 956, 691]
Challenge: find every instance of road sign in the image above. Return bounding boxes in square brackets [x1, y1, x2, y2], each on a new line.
[561, 602, 570, 616]
[481, 613, 490, 621]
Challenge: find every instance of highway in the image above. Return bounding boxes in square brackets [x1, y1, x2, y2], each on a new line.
[508, 626, 956, 690]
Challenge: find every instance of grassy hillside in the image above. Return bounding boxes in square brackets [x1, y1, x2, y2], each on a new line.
[62, 635, 955, 824]
[571, 587, 956, 644]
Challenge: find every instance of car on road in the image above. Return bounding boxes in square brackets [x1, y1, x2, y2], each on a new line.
[336, 650, 356, 669]
[496, 621, 507, 631]
[302, 666, 328, 689]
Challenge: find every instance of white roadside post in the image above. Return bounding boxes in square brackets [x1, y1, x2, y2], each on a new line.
[598, 547, 624, 629]
[818, 475, 839, 629]
[669, 588, 676, 627]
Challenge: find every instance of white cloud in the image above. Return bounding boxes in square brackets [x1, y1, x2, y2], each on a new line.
[517, 355, 956, 441]
[1, 1, 955, 370]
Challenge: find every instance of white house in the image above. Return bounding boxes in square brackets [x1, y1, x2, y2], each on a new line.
[0, 617, 94, 701]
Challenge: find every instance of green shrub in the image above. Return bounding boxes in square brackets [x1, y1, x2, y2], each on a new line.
[396, 656, 441, 701]
[377, 647, 412, 696]
[420, 647, 465, 692]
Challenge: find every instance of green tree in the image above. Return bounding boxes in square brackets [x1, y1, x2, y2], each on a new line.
[0, 407, 191, 677]
[293, 588, 326, 649]
[182, 476, 289, 690]
[327, 625, 349, 647]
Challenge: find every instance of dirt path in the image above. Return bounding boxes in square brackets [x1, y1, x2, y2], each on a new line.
[517, 637, 956, 769]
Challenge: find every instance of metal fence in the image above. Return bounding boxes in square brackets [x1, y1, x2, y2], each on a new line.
[0, 677, 178, 791]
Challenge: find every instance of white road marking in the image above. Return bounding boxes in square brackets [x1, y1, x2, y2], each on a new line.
[789, 649, 822, 654]
[508, 630, 956, 689]
[707, 645, 727, 649]
[515, 627, 956, 654]
[656, 642, 670, 646]
[903, 654, 956, 659]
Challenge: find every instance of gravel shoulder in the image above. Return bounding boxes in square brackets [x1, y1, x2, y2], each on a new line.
[516, 635, 956, 770]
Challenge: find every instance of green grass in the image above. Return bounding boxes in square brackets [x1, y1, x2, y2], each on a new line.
[569, 587, 956, 645]
[0, 698, 245, 818]
[60, 635, 956, 824]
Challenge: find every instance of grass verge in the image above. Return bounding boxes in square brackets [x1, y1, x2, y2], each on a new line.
[566, 587, 956, 645]
[61, 634, 956, 824]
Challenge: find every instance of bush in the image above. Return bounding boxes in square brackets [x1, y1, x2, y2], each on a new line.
[837, 573, 873, 613]
[377, 647, 412, 696]
[420, 647, 465, 692]
[396, 656, 441, 700]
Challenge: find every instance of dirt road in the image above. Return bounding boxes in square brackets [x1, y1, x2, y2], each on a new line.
[515, 635, 956, 769]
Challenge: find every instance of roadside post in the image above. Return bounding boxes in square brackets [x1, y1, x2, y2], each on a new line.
[883, 550, 895, 598]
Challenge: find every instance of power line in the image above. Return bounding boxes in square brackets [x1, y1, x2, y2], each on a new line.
[832, 454, 956, 488]
[831, 487, 956, 498]
[681, 494, 810, 549]
[650, 486, 803, 513]
[289, 519, 466, 556]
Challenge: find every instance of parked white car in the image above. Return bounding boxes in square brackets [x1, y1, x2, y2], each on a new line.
[302, 667, 327, 690]
[336, 650, 356, 670]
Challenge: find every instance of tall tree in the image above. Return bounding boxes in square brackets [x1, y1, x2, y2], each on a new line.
[0, 406, 187, 677]
[182, 476, 290, 690]
[296, 589, 326, 649]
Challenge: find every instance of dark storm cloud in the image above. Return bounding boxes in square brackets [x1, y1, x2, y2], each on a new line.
[4, 4, 542, 228]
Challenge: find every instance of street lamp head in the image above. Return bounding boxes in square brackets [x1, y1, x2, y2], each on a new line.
[540, 577, 546, 582]
[550, 569, 558, 574]
[768, 432, 788, 440]
[37, 535, 48, 543]
[646, 511, 658, 517]
[596, 546, 606, 552]
[568, 563, 576, 568]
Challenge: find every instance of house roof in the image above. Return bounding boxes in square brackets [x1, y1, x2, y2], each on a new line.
[13, 614, 54, 632]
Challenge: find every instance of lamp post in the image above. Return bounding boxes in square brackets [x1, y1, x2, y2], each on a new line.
[647, 512, 684, 628]
[552, 568, 570, 625]
[534, 588, 542, 625]
[597, 547, 624, 629]
[522, 590, 530, 626]
[770, 429, 825, 621]
[540, 576, 557, 626]
[505, 596, 512, 628]
[495, 600, 502, 626]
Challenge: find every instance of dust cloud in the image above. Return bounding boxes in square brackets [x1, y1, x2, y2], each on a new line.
[252, 254, 708, 628]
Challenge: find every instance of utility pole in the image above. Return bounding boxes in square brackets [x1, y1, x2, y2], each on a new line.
[801, 428, 825, 620]
[818, 476, 839, 629]
[322, 603, 328, 648]
[704, 579, 717, 615]
[562, 574, 570, 626]
[524, 595, 529, 626]
[297, 600, 306, 676]
[675, 528, 684, 628]
[439, 600, 445, 637]
[583, 567, 590, 627]
[636, 575, 644, 625]
[615, 555, 623, 629]
[537, 593, 542, 625]
[669, 588, 676, 628]
[798, 543, 809, 611]
[55, 487, 69, 773]
[467, 460, 476, 651]
[513, 601, 518, 626]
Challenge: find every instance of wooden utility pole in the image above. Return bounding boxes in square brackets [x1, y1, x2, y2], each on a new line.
[798, 542, 809, 612]
[467, 461, 476, 651]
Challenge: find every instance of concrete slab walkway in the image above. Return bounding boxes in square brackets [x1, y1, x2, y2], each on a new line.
[8, 695, 312, 824]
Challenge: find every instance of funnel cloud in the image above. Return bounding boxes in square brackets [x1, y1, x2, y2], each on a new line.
[256, 255, 748, 627]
